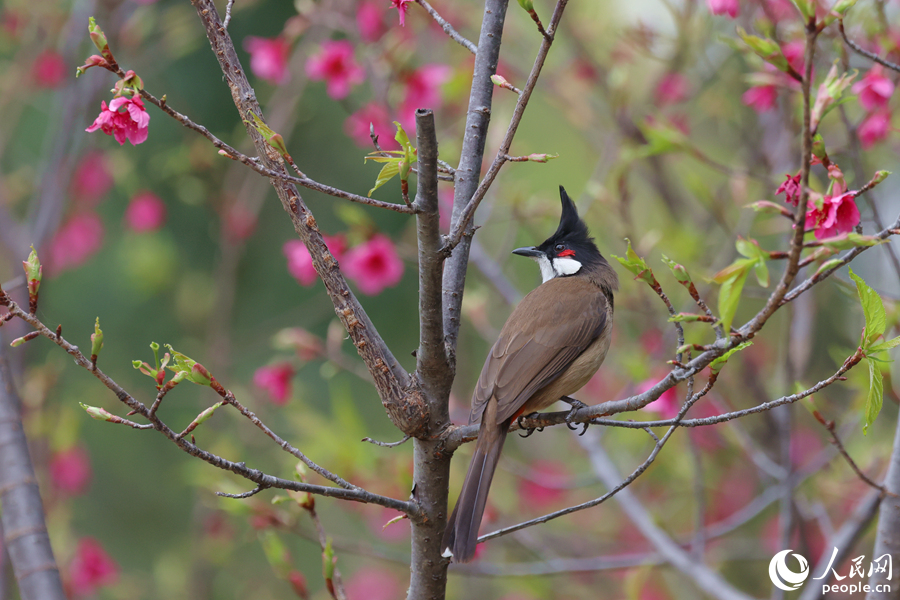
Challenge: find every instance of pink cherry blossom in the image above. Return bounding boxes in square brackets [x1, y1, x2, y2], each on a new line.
[33, 50, 67, 88]
[86, 95, 150, 146]
[517, 460, 569, 509]
[776, 172, 802, 206]
[244, 36, 291, 84]
[69, 538, 118, 598]
[344, 103, 398, 149]
[344, 567, 401, 600]
[742, 85, 777, 112]
[398, 64, 451, 130]
[357, 1, 387, 43]
[852, 65, 895, 112]
[706, 0, 738, 18]
[765, 0, 796, 23]
[45, 212, 104, 275]
[253, 362, 294, 405]
[283, 235, 346, 286]
[124, 191, 167, 232]
[390, 0, 412, 26]
[70, 151, 113, 206]
[305, 40, 364, 100]
[655, 73, 689, 105]
[342, 234, 404, 296]
[858, 110, 892, 149]
[50, 446, 92, 496]
[805, 183, 861, 240]
[781, 41, 806, 75]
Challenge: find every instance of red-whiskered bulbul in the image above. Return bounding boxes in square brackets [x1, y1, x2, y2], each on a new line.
[442, 186, 618, 563]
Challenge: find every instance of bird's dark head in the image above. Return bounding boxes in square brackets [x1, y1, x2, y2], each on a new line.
[512, 186, 608, 284]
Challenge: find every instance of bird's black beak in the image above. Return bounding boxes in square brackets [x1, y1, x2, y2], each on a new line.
[512, 246, 543, 258]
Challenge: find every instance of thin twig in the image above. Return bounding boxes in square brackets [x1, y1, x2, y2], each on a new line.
[839, 19, 900, 73]
[216, 485, 266, 499]
[362, 435, 411, 448]
[222, 0, 235, 29]
[2, 299, 417, 515]
[415, 0, 477, 54]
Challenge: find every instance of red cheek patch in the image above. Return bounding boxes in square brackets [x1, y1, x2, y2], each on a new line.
[557, 249, 576, 258]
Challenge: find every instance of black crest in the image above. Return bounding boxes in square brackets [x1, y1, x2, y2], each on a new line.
[541, 186, 597, 253]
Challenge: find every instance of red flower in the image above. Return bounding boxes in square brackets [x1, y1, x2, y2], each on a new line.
[655, 72, 689, 105]
[344, 103, 398, 149]
[124, 191, 167, 232]
[742, 85, 777, 112]
[305, 40, 364, 100]
[50, 446, 92, 496]
[804, 183, 861, 240]
[33, 50, 67, 88]
[45, 212, 104, 275]
[253, 362, 294, 405]
[357, 0, 387, 42]
[244, 36, 291, 84]
[858, 110, 892, 149]
[69, 538, 118, 598]
[398, 64, 451, 130]
[706, 0, 738, 18]
[776, 172, 802, 206]
[342, 234, 404, 296]
[70, 151, 113, 206]
[389, 0, 412, 26]
[852, 65, 895, 112]
[86, 95, 150, 146]
[283, 235, 346, 286]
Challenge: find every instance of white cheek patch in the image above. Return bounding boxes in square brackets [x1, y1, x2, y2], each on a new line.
[534, 255, 555, 283]
[552, 257, 582, 277]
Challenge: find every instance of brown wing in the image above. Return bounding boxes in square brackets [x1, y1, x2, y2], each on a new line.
[469, 277, 608, 425]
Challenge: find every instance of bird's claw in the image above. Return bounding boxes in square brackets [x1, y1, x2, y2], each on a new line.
[517, 412, 543, 438]
[562, 397, 590, 436]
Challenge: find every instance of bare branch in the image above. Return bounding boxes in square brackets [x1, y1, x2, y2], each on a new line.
[0, 348, 66, 600]
[3, 300, 417, 515]
[415, 0, 477, 54]
[362, 435, 411, 448]
[839, 19, 900, 73]
[443, 0, 570, 253]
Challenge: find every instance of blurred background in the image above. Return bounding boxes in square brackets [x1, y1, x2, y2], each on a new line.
[1, 0, 899, 598]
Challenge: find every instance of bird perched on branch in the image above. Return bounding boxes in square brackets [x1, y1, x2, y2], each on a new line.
[442, 186, 619, 562]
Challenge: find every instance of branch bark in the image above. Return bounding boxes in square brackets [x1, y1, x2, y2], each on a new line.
[867, 406, 900, 598]
[0, 348, 65, 600]
[188, 0, 428, 436]
[441, 0, 510, 357]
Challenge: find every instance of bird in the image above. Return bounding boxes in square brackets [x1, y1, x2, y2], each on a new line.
[441, 185, 619, 563]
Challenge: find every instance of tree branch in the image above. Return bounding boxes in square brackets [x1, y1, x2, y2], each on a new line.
[440, 0, 510, 358]
[1, 299, 416, 515]
[415, 0, 477, 54]
[0, 347, 66, 600]
[188, 0, 429, 436]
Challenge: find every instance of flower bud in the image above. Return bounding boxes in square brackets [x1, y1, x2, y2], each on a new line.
[22, 246, 42, 296]
[88, 17, 109, 54]
[91, 317, 104, 358]
[516, 0, 534, 11]
[80, 402, 114, 421]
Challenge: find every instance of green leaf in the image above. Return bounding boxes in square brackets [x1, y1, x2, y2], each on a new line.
[848, 268, 886, 348]
[864, 358, 884, 435]
[710, 341, 753, 375]
[367, 160, 400, 197]
[754, 259, 769, 288]
[820, 233, 883, 251]
[668, 313, 704, 322]
[259, 530, 290, 576]
[610, 238, 655, 285]
[736, 27, 791, 73]
[717, 266, 750, 333]
[869, 336, 900, 353]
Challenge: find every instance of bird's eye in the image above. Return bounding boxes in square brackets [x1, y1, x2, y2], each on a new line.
[555, 244, 565, 252]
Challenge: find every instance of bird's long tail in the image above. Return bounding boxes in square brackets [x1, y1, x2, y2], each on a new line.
[442, 419, 509, 562]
